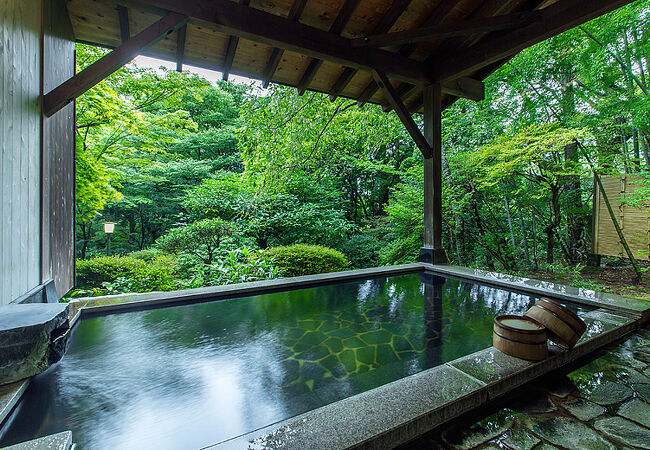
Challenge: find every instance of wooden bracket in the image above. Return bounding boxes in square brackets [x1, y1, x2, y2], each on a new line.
[372, 70, 432, 158]
[43, 12, 189, 117]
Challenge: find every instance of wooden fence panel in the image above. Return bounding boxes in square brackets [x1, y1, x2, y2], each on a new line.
[593, 175, 650, 260]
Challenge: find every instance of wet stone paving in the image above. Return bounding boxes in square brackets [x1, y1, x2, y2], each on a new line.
[278, 307, 437, 393]
[405, 327, 650, 449]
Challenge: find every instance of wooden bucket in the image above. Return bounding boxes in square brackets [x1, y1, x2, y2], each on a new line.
[493, 315, 548, 361]
[524, 297, 586, 349]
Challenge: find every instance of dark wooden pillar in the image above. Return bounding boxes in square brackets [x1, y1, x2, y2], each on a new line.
[418, 84, 448, 264]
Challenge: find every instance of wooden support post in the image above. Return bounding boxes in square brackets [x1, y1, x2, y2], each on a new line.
[43, 12, 188, 117]
[419, 84, 448, 264]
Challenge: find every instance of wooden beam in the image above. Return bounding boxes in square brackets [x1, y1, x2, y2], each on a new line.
[354, 2, 458, 107]
[117, 6, 131, 42]
[296, 0, 361, 95]
[432, 0, 634, 81]
[328, 0, 412, 101]
[372, 70, 431, 158]
[261, 0, 308, 88]
[44, 12, 188, 117]
[176, 24, 187, 72]
[353, 11, 541, 48]
[133, 0, 431, 86]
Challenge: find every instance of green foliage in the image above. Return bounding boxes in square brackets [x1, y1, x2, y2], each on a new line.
[183, 175, 353, 248]
[179, 248, 279, 288]
[265, 244, 349, 277]
[76, 256, 176, 292]
[156, 218, 233, 264]
[337, 230, 386, 269]
[73, 2, 650, 295]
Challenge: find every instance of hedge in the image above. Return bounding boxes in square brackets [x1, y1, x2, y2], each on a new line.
[265, 244, 348, 277]
[76, 256, 176, 292]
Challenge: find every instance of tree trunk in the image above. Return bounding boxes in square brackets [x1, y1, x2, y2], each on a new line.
[632, 128, 641, 171]
[563, 142, 583, 264]
[528, 177, 539, 269]
[503, 189, 517, 252]
[442, 147, 465, 265]
[544, 185, 561, 265]
[641, 131, 650, 169]
[516, 199, 532, 268]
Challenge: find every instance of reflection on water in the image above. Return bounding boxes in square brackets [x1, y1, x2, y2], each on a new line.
[0, 273, 587, 449]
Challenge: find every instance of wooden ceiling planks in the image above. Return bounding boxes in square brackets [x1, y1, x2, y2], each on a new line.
[62, 0, 633, 112]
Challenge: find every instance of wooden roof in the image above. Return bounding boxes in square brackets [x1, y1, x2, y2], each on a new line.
[63, 0, 632, 112]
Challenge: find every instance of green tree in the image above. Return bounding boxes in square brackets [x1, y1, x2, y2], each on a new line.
[157, 218, 233, 264]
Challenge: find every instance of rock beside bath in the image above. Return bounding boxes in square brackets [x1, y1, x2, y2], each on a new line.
[0, 303, 70, 385]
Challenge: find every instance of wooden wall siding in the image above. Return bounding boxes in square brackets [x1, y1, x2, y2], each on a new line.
[0, 0, 42, 306]
[43, 0, 76, 298]
[593, 175, 650, 261]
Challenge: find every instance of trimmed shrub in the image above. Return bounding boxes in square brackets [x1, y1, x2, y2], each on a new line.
[76, 256, 176, 292]
[127, 249, 162, 261]
[265, 244, 348, 277]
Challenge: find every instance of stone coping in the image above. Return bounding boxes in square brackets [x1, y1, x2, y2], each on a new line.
[0, 304, 69, 332]
[75, 264, 424, 318]
[0, 380, 29, 427]
[425, 264, 650, 322]
[72, 264, 650, 324]
[211, 307, 638, 449]
[1, 431, 73, 450]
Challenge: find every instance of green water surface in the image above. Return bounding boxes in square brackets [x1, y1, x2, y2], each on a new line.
[1, 272, 578, 449]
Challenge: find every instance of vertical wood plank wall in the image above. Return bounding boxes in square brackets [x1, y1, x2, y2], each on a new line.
[1, 0, 75, 305]
[0, 0, 42, 305]
[593, 175, 650, 260]
[43, 0, 75, 298]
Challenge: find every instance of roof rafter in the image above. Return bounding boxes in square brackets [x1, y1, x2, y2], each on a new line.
[44, 12, 189, 117]
[117, 5, 131, 42]
[176, 24, 187, 72]
[328, 0, 412, 101]
[261, 0, 308, 89]
[296, 0, 362, 95]
[133, 0, 431, 86]
[222, 0, 251, 81]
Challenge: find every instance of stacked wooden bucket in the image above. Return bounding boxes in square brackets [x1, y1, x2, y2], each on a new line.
[493, 297, 587, 361]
